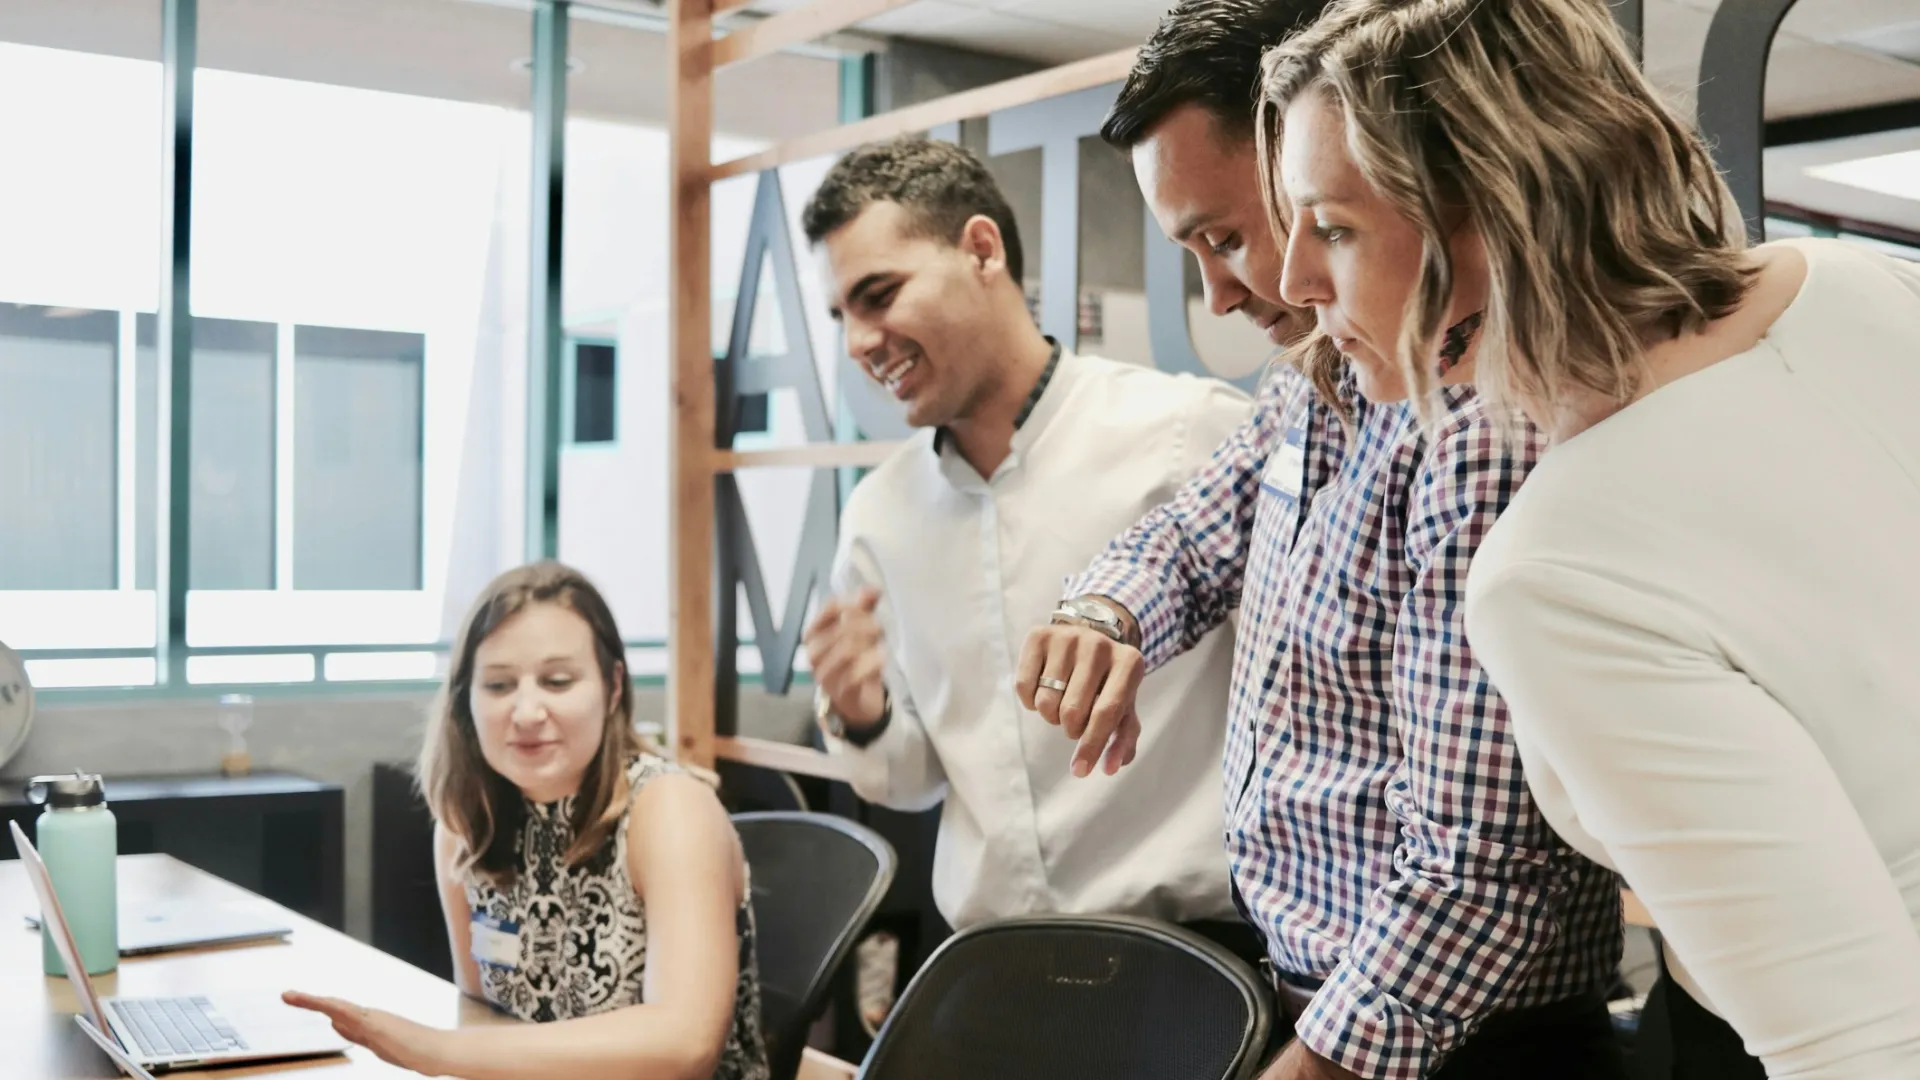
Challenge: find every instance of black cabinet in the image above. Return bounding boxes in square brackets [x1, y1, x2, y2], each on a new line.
[0, 771, 345, 931]
[370, 762, 451, 979]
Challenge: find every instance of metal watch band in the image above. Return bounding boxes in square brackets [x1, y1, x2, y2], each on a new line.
[1051, 597, 1126, 644]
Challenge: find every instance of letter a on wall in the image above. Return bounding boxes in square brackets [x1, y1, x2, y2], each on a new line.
[715, 169, 842, 704]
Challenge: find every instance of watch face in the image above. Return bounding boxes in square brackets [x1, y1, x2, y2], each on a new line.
[1071, 597, 1117, 627]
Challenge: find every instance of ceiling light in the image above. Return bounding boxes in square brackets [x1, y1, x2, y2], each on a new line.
[1805, 149, 1920, 203]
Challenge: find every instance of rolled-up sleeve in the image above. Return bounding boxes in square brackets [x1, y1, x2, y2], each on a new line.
[822, 536, 947, 812]
[1067, 370, 1283, 670]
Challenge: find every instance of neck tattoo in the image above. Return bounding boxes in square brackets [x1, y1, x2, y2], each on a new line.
[1437, 311, 1484, 376]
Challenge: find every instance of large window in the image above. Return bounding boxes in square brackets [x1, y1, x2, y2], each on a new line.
[0, 9, 531, 686]
[0, 36, 162, 679]
[292, 326, 427, 591]
[0, 3, 844, 692]
[0, 306, 121, 591]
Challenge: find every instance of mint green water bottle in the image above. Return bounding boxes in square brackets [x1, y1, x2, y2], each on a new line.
[28, 772, 118, 976]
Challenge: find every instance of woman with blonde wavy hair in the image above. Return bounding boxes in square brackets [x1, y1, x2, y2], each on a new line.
[283, 562, 769, 1080]
[1257, 1, 1920, 1077]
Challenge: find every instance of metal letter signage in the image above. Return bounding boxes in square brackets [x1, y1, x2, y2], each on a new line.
[1695, 0, 1801, 241]
[715, 170, 843, 721]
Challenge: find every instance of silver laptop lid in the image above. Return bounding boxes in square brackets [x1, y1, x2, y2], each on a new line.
[77, 1015, 158, 1080]
[8, 820, 111, 1034]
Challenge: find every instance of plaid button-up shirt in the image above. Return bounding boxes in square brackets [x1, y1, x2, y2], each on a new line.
[1069, 364, 1621, 1079]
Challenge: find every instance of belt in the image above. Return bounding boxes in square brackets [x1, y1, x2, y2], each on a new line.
[1259, 959, 1323, 1026]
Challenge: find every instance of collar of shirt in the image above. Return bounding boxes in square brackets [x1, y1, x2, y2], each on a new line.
[930, 337, 1064, 461]
[931, 339, 1071, 490]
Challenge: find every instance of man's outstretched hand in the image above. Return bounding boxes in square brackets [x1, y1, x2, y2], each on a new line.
[1016, 622, 1146, 777]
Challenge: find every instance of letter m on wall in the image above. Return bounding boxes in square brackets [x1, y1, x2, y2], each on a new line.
[712, 169, 841, 732]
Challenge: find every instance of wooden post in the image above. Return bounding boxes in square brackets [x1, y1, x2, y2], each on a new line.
[669, 0, 718, 769]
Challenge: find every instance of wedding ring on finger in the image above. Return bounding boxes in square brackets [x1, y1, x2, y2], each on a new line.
[1037, 676, 1069, 693]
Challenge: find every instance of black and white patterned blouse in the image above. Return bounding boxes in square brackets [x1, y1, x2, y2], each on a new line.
[463, 753, 770, 1080]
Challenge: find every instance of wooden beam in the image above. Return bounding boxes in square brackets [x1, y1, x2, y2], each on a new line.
[714, 0, 914, 69]
[711, 46, 1139, 180]
[714, 441, 904, 471]
[670, 0, 719, 769]
[716, 736, 856, 782]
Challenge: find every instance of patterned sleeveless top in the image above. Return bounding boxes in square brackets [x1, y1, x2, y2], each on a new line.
[462, 754, 769, 1080]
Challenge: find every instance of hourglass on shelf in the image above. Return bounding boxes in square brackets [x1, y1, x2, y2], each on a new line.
[218, 693, 254, 777]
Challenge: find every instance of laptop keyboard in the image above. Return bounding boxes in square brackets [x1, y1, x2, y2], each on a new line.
[112, 997, 249, 1058]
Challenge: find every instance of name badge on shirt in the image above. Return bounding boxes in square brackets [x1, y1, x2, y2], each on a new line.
[1259, 424, 1309, 515]
[470, 912, 521, 970]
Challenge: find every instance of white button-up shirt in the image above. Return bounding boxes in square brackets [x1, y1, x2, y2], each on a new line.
[827, 350, 1251, 930]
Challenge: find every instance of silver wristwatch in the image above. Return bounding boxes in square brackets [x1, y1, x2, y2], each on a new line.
[815, 686, 891, 748]
[1050, 595, 1128, 644]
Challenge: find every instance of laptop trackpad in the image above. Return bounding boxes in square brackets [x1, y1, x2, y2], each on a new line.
[207, 992, 351, 1055]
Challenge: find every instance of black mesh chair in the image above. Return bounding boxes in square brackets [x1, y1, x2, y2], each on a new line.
[717, 759, 810, 814]
[857, 915, 1273, 1080]
[734, 811, 898, 1080]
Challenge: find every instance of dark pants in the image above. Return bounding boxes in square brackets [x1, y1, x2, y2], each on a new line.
[1632, 968, 1766, 1080]
[1265, 985, 1629, 1079]
[1431, 993, 1629, 1079]
[1181, 917, 1271, 973]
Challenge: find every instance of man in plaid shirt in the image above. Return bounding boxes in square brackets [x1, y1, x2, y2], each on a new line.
[1016, 3, 1625, 1078]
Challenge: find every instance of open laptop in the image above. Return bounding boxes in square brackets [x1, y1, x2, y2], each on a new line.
[10, 820, 349, 1073]
[26, 900, 293, 956]
[76, 1015, 159, 1080]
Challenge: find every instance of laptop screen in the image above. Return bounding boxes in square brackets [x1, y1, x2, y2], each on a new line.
[8, 820, 111, 1034]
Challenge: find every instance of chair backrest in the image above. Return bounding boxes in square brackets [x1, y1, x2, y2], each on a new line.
[717, 759, 810, 814]
[734, 811, 898, 1080]
[857, 915, 1274, 1080]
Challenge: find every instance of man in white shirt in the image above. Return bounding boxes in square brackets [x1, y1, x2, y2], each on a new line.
[798, 136, 1254, 951]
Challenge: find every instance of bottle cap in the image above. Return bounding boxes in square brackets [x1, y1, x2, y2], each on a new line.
[26, 772, 107, 810]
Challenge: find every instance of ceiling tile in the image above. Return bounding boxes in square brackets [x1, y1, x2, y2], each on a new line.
[725, 0, 981, 32]
[1765, 37, 1920, 118]
[983, 0, 1164, 40]
[854, 1, 983, 36]
[1780, 0, 1920, 45]
[857, 0, 1920, 124]
[906, 9, 1138, 67]
[1838, 20, 1920, 64]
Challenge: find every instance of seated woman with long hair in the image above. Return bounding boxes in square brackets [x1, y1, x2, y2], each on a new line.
[285, 562, 769, 1080]
[1254, 1, 1920, 1076]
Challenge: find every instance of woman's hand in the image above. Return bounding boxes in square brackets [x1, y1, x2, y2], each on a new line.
[283, 990, 454, 1076]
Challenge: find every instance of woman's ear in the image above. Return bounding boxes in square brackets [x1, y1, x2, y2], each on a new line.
[609, 660, 627, 717]
[958, 214, 1006, 278]
[1445, 216, 1492, 322]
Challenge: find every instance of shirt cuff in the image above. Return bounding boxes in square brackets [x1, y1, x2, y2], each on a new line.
[820, 704, 901, 803]
[1064, 565, 1179, 671]
[835, 692, 892, 748]
[1294, 961, 1438, 1080]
